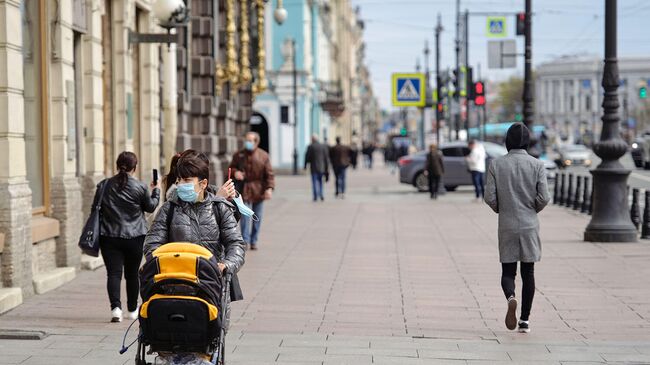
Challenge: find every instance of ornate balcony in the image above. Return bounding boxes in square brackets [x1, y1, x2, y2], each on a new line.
[320, 81, 345, 118]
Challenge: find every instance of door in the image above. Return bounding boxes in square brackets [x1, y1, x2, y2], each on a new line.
[441, 146, 471, 186]
[250, 112, 270, 153]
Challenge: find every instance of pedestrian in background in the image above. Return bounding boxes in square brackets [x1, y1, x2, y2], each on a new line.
[484, 123, 550, 334]
[466, 139, 486, 202]
[229, 132, 275, 250]
[425, 144, 444, 199]
[304, 134, 330, 202]
[362, 141, 375, 169]
[95, 151, 160, 322]
[329, 136, 352, 199]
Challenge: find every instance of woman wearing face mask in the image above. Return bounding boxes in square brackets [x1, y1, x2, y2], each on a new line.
[162, 150, 236, 202]
[95, 151, 160, 323]
[144, 154, 245, 300]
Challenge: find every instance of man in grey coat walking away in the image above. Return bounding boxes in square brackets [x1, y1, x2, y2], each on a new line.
[304, 135, 330, 202]
[484, 123, 550, 334]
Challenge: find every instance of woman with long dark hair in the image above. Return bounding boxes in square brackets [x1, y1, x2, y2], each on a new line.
[162, 149, 236, 202]
[93, 151, 160, 322]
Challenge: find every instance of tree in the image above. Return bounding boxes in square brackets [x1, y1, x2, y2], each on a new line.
[496, 76, 524, 121]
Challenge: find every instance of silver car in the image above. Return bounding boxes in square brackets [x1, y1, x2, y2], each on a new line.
[398, 142, 558, 192]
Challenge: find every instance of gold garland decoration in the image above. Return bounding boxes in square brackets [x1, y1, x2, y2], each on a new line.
[253, 0, 268, 94]
[226, 0, 239, 88]
[239, 0, 252, 86]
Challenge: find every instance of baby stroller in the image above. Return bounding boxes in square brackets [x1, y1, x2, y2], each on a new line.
[134, 242, 232, 365]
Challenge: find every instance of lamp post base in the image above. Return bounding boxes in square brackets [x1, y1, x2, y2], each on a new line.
[584, 167, 637, 242]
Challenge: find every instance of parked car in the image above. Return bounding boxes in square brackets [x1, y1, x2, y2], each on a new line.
[398, 141, 507, 192]
[556, 144, 592, 168]
[631, 137, 649, 169]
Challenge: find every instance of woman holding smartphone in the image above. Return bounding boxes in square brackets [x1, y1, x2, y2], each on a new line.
[94, 151, 160, 322]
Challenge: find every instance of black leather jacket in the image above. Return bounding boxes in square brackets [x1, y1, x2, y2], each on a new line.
[96, 176, 160, 239]
[143, 192, 245, 274]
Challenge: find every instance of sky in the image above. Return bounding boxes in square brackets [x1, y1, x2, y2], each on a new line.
[349, 0, 650, 110]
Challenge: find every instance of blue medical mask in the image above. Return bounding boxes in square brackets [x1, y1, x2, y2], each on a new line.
[244, 141, 255, 151]
[177, 182, 199, 203]
[232, 193, 259, 221]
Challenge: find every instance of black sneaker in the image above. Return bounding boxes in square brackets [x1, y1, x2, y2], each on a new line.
[518, 320, 530, 333]
[505, 296, 518, 330]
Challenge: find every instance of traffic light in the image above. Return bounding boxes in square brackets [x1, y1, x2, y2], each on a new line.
[466, 67, 474, 101]
[400, 127, 408, 136]
[474, 81, 485, 106]
[516, 12, 525, 36]
[640, 86, 647, 99]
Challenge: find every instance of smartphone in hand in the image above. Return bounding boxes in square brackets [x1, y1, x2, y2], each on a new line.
[153, 169, 158, 185]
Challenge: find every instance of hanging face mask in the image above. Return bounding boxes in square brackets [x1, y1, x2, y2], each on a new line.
[244, 141, 255, 151]
[177, 182, 199, 203]
[232, 193, 259, 221]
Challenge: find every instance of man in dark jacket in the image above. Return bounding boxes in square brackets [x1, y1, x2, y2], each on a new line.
[229, 132, 275, 250]
[329, 136, 352, 198]
[304, 134, 330, 202]
[426, 143, 445, 199]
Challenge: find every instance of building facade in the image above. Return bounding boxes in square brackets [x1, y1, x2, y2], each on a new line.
[536, 56, 650, 145]
[254, 0, 378, 170]
[0, 0, 267, 313]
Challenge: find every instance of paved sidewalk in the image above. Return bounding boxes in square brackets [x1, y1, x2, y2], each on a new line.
[1, 165, 650, 364]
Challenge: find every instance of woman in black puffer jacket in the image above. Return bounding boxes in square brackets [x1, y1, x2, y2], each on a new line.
[143, 154, 246, 303]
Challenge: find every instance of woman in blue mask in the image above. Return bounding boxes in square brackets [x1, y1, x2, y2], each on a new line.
[144, 154, 246, 300]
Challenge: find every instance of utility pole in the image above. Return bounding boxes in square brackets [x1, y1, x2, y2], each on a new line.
[435, 14, 443, 146]
[292, 38, 298, 175]
[422, 40, 430, 150]
[454, 0, 460, 140]
[464, 9, 470, 137]
[522, 0, 534, 145]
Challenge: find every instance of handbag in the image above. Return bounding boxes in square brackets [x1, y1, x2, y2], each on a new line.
[78, 179, 110, 257]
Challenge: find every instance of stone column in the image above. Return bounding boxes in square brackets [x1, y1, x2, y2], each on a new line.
[81, 0, 107, 218]
[48, 0, 83, 268]
[0, 0, 34, 294]
[138, 11, 162, 180]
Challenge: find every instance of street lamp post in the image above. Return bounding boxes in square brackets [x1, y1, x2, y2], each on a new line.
[292, 39, 299, 176]
[435, 14, 443, 146]
[584, 0, 637, 242]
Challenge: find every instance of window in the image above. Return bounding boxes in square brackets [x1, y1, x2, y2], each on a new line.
[585, 95, 591, 111]
[280, 105, 289, 124]
[441, 147, 464, 157]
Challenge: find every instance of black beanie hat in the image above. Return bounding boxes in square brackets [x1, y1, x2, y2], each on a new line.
[505, 122, 530, 151]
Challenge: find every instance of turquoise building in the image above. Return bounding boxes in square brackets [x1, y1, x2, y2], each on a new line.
[253, 1, 334, 170]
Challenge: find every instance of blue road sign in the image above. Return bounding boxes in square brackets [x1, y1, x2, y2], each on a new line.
[392, 73, 425, 107]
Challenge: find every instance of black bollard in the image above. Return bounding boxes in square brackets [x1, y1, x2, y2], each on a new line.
[588, 177, 594, 215]
[581, 177, 590, 213]
[553, 172, 560, 205]
[641, 191, 650, 239]
[573, 176, 582, 210]
[558, 172, 566, 205]
[631, 188, 641, 230]
[565, 174, 574, 208]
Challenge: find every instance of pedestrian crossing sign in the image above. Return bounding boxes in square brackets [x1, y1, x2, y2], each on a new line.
[486, 17, 507, 38]
[392, 73, 426, 107]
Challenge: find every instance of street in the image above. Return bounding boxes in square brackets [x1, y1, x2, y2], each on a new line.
[1, 165, 650, 364]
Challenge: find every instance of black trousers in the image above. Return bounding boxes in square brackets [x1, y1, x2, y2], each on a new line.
[501, 262, 535, 321]
[428, 174, 440, 198]
[100, 235, 145, 311]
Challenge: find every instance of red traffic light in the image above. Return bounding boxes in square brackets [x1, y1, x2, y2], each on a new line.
[437, 103, 443, 112]
[475, 82, 484, 95]
[475, 96, 485, 106]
